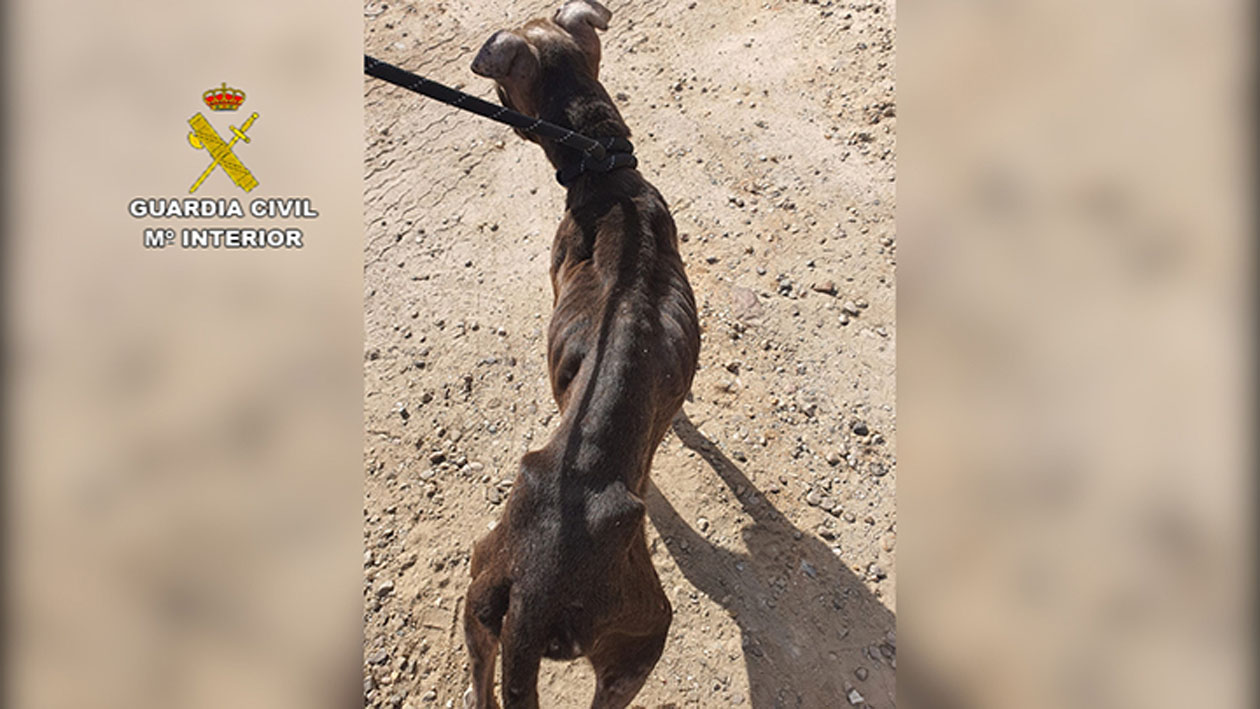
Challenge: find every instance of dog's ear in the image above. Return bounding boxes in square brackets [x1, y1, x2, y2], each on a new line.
[554, 0, 612, 77]
[472, 31, 541, 113]
[472, 30, 537, 81]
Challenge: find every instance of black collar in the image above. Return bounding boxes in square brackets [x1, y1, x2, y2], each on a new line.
[555, 137, 637, 187]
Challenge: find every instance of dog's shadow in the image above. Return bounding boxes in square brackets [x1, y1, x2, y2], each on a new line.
[644, 412, 896, 709]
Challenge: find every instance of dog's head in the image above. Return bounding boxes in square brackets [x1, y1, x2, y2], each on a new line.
[470, 0, 613, 119]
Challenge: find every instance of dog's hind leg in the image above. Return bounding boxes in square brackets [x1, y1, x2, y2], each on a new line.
[586, 598, 671, 709]
[464, 611, 501, 709]
[464, 571, 510, 709]
[586, 625, 670, 709]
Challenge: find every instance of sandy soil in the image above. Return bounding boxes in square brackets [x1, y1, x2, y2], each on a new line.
[363, 1, 896, 706]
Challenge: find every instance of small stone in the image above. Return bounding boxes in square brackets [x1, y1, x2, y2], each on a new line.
[375, 579, 395, 597]
[869, 462, 888, 477]
[730, 286, 763, 322]
[697, 517, 710, 532]
[805, 489, 822, 507]
[855, 667, 869, 681]
[800, 560, 817, 578]
[422, 689, 438, 702]
[851, 421, 869, 436]
[368, 649, 389, 665]
[847, 688, 865, 705]
[429, 451, 446, 464]
[826, 451, 842, 466]
[811, 280, 837, 295]
[487, 488, 503, 505]
[842, 301, 860, 316]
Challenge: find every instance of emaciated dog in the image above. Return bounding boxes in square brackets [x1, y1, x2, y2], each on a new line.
[461, 2, 701, 707]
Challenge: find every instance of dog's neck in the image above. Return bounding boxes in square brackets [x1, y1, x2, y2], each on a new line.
[533, 74, 634, 189]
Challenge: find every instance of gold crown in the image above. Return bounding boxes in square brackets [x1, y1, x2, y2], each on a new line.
[203, 82, 246, 111]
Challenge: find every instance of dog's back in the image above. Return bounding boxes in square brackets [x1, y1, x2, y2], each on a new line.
[549, 173, 698, 450]
[467, 168, 698, 650]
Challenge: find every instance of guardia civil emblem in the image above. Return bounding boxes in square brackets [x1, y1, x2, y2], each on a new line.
[187, 82, 259, 193]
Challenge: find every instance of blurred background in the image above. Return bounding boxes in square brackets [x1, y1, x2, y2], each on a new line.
[3, 1, 363, 708]
[900, 0, 1251, 707]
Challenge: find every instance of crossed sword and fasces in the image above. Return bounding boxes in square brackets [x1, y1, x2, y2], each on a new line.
[187, 111, 259, 193]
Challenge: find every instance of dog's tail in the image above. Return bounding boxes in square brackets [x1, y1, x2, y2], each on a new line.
[497, 588, 555, 707]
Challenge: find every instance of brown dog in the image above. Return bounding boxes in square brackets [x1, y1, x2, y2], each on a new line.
[462, 2, 700, 708]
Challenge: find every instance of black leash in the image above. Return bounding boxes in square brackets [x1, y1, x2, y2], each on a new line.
[364, 54, 637, 185]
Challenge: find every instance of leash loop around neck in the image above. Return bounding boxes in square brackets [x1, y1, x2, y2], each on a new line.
[364, 55, 614, 162]
[555, 136, 637, 187]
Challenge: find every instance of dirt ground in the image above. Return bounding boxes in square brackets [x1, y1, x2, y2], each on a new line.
[362, 0, 895, 706]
